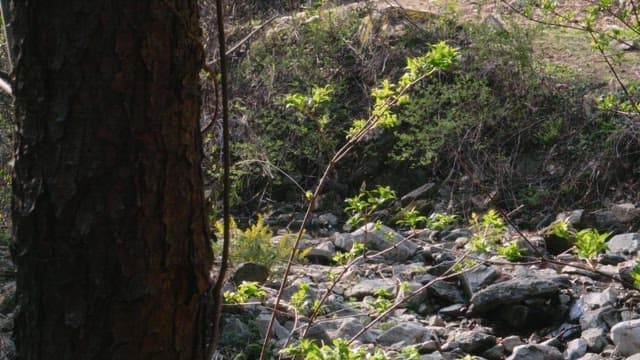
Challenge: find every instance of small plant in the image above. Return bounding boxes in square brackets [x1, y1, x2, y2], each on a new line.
[574, 228, 609, 263]
[332, 242, 366, 265]
[452, 258, 477, 272]
[290, 282, 321, 315]
[426, 212, 459, 231]
[224, 282, 267, 304]
[631, 259, 640, 288]
[213, 215, 307, 272]
[397, 207, 427, 233]
[551, 219, 574, 240]
[498, 241, 526, 262]
[344, 185, 397, 229]
[282, 338, 419, 359]
[468, 209, 507, 254]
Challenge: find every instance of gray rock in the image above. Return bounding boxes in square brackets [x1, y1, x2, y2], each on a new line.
[307, 317, 374, 344]
[401, 182, 437, 205]
[507, 344, 563, 360]
[256, 312, 289, 340]
[608, 233, 640, 255]
[501, 335, 524, 353]
[468, 277, 562, 315]
[626, 354, 640, 360]
[427, 260, 456, 276]
[218, 316, 253, 346]
[564, 338, 587, 360]
[441, 228, 472, 242]
[451, 330, 496, 353]
[461, 264, 499, 296]
[345, 279, 395, 300]
[557, 210, 585, 227]
[419, 352, 445, 360]
[376, 322, 440, 346]
[597, 253, 626, 265]
[351, 223, 419, 262]
[611, 318, 640, 356]
[232, 262, 270, 284]
[428, 280, 465, 304]
[584, 210, 621, 232]
[305, 240, 336, 264]
[317, 213, 338, 228]
[580, 305, 621, 330]
[611, 203, 640, 223]
[483, 344, 506, 360]
[581, 327, 609, 353]
[334, 232, 355, 251]
[583, 287, 617, 309]
[438, 303, 465, 318]
[577, 354, 604, 360]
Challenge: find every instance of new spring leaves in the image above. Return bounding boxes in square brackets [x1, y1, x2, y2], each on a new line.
[347, 41, 459, 138]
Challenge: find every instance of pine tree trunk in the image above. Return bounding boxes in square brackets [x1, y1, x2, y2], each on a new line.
[11, 1, 213, 359]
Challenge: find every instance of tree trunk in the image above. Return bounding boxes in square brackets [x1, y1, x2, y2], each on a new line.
[11, 1, 213, 359]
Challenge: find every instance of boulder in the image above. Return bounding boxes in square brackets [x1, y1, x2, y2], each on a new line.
[345, 279, 395, 300]
[611, 318, 640, 356]
[232, 262, 269, 284]
[607, 233, 640, 255]
[507, 344, 563, 360]
[376, 322, 441, 347]
[351, 223, 419, 262]
[468, 277, 563, 315]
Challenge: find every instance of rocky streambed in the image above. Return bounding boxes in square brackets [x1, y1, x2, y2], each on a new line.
[218, 204, 640, 360]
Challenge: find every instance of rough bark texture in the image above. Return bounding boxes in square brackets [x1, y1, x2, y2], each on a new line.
[11, 1, 213, 359]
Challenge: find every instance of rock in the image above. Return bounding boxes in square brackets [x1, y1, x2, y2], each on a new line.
[597, 253, 626, 265]
[317, 213, 338, 228]
[334, 232, 355, 251]
[441, 228, 472, 242]
[515, 236, 546, 256]
[468, 277, 563, 315]
[376, 322, 441, 346]
[307, 317, 374, 344]
[583, 287, 617, 309]
[351, 223, 419, 262]
[438, 303, 465, 318]
[501, 335, 524, 353]
[611, 203, 640, 223]
[507, 344, 563, 360]
[483, 343, 506, 360]
[611, 318, 640, 356]
[232, 262, 270, 284]
[427, 260, 456, 276]
[305, 241, 336, 264]
[564, 338, 587, 360]
[577, 354, 604, 360]
[345, 279, 395, 300]
[460, 264, 499, 296]
[583, 210, 622, 232]
[450, 330, 496, 354]
[580, 305, 620, 330]
[256, 312, 289, 340]
[607, 233, 640, 255]
[581, 327, 609, 353]
[218, 316, 253, 346]
[557, 210, 585, 227]
[401, 182, 437, 205]
[419, 352, 445, 360]
[428, 280, 465, 304]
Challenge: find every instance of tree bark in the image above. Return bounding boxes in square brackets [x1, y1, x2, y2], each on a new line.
[11, 1, 213, 359]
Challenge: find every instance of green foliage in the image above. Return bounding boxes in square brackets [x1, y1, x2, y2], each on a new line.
[468, 210, 507, 254]
[333, 242, 366, 264]
[344, 185, 396, 228]
[426, 212, 458, 231]
[631, 259, 640, 288]
[397, 207, 427, 230]
[347, 41, 459, 138]
[498, 241, 525, 262]
[290, 282, 322, 315]
[551, 220, 574, 240]
[224, 282, 267, 304]
[282, 338, 419, 360]
[573, 228, 609, 260]
[551, 222, 609, 260]
[452, 258, 477, 272]
[213, 215, 305, 271]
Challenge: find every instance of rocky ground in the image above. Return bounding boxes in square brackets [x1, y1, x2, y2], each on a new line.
[217, 187, 640, 359]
